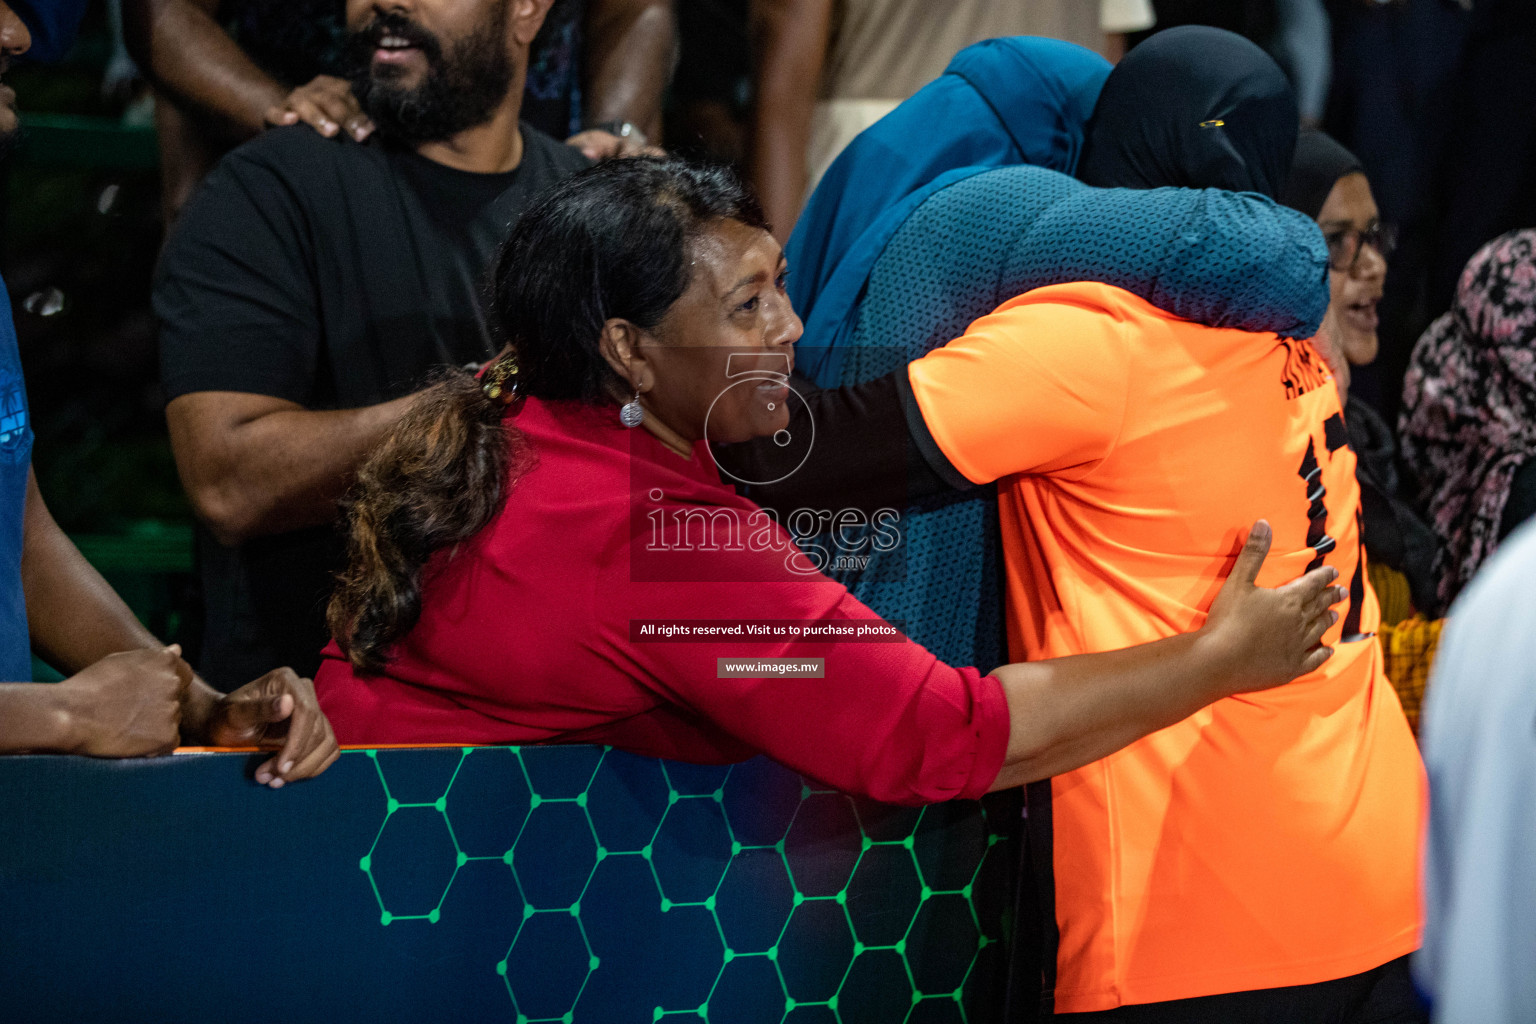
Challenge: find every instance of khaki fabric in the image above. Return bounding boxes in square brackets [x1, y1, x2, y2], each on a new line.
[820, 0, 1152, 101]
[806, 1, 1153, 192]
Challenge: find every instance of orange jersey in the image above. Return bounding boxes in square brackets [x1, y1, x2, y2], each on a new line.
[907, 282, 1425, 1012]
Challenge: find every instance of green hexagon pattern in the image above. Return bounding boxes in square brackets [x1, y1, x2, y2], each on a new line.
[357, 747, 1013, 1024]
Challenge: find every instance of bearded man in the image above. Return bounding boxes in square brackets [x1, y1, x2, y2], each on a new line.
[157, 0, 590, 686]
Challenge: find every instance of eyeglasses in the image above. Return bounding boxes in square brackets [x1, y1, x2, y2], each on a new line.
[1322, 221, 1397, 273]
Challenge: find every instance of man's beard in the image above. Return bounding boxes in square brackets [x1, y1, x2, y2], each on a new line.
[344, 9, 514, 146]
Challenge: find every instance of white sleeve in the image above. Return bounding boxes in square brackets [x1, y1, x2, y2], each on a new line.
[1416, 522, 1536, 1023]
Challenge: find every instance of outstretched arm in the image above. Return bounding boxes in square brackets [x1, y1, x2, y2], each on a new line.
[722, 370, 962, 516]
[988, 522, 1340, 789]
[637, 512, 1336, 805]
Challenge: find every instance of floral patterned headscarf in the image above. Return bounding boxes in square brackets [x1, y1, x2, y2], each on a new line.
[1400, 229, 1536, 606]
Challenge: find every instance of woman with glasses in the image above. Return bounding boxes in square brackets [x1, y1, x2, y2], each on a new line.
[1281, 130, 1442, 620]
[1281, 129, 1396, 394]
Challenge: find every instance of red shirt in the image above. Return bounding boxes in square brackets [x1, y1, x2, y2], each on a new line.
[316, 396, 1009, 806]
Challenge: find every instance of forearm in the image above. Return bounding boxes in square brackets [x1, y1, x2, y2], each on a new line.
[122, 0, 286, 138]
[751, 125, 810, 244]
[984, 521, 1340, 788]
[749, 0, 829, 241]
[989, 632, 1231, 789]
[21, 472, 160, 675]
[170, 393, 418, 546]
[584, 0, 675, 138]
[725, 371, 961, 515]
[0, 684, 76, 752]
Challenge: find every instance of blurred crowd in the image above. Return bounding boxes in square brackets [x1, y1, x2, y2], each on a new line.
[2, 1, 1535, 1022]
[11, 0, 1536, 583]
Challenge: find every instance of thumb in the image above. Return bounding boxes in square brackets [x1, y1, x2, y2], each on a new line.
[1228, 520, 1273, 589]
[164, 646, 194, 691]
[217, 682, 293, 740]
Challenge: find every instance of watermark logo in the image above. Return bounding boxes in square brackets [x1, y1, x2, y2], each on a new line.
[629, 347, 907, 582]
[703, 352, 815, 487]
[641, 488, 901, 575]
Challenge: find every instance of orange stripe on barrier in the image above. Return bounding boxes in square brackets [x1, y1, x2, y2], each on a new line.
[173, 741, 499, 754]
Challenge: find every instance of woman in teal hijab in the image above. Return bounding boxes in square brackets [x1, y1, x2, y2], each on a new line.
[785, 36, 1111, 388]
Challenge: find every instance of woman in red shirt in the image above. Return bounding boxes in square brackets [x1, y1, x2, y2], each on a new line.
[316, 157, 1340, 805]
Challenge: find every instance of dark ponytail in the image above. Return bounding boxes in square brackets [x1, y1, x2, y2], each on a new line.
[329, 370, 516, 674]
[329, 158, 765, 672]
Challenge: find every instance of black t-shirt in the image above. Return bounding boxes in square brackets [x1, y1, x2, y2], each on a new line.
[155, 125, 589, 687]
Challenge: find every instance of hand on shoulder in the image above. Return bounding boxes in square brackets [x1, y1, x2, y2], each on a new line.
[265, 74, 374, 143]
[566, 125, 664, 162]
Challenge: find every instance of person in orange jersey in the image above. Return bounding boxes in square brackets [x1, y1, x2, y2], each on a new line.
[903, 28, 1425, 1022]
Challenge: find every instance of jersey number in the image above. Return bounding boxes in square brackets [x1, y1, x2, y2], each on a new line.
[1296, 413, 1369, 642]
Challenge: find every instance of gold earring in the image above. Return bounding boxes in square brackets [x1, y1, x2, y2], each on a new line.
[482, 355, 520, 405]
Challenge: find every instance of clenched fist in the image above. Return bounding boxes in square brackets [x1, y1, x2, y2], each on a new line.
[56, 646, 194, 757]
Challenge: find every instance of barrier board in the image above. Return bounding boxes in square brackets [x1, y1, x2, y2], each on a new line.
[0, 746, 1020, 1023]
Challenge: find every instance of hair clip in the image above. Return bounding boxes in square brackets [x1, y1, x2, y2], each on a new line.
[1198, 119, 1226, 129]
[482, 355, 521, 405]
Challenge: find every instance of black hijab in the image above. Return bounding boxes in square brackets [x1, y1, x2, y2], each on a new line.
[1281, 129, 1364, 220]
[1077, 26, 1299, 199]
